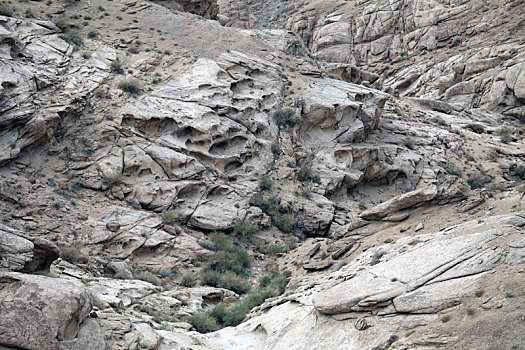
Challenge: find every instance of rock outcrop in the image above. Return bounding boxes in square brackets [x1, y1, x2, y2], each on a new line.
[0, 16, 109, 165]
[0, 272, 97, 350]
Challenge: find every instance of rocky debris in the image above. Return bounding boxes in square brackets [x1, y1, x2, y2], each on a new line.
[0, 271, 97, 350]
[360, 185, 438, 220]
[153, 0, 219, 19]
[0, 224, 59, 272]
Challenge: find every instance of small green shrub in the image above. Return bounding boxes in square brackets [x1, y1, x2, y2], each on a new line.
[265, 244, 285, 256]
[60, 28, 83, 46]
[103, 170, 124, 186]
[82, 51, 92, 59]
[467, 172, 492, 189]
[201, 270, 222, 287]
[118, 78, 142, 94]
[189, 270, 289, 333]
[0, 3, 14, 17]
[114, 270, 133, 279]
[219, 271, 251, 294]
[273, 108, 302, 129]
[259, 175, 273, 191]
[249, 194, 294, 233]
[440, 315, 451, 323]
[297, 167, 313, 182]
[515, 165, 525, 180]
[404, 136, 416, 150]
[233, 218, 258, 236]
[135, 271, 163, 286]
[446, 165, 462, 177]
[271, 142, 281, 158]
[187, 312, 219, 333]
[161, 209, 177, 225]
[273, 213, 294, 233]
[498, 127, 512, 144]
[60, 245, 85, 263]
[201, 234, 253, 294]
[181, 272, 196, 287]
[54, 16, 71, 30]
[110, 58, 123, 74]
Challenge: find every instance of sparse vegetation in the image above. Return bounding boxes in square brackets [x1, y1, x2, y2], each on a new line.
[446, 165, 462, 177]
[110, 58, 123, 74]
[404, 136, 416, 150]
[103, 170, 124, 186]
[498, 126, 512, 144]
[60, 244, 85, 263]
[161, 209, 177, 225]
[188, 269, 289, 333]
[118, 78, 142, 94]
[297, 166, 313, 182]
[134, 271, 163, 286]
[467, 172, 492, 189]
[200, 233, 252, 294]
[259, 175, 273, 191]
[60, 28, 83, 46]
[0, 3, 14, 17]
[265, 244, 285, 256]
[515, 165, 525, 180]
[271, 142, 281, 159]
[181, 272, 197, 287]
[440, 315, 451, 323]
[114, 270, 133, 279]
[273, 108, 302, 129]
[233, 218, 259, 236]
[250, 194, 295, 233]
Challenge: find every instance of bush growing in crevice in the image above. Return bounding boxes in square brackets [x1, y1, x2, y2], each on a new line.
[118, 78, 142, 95]
[259, 175, 273, 191]
[200, 233, 252, 294]
[233, 218, 259, 236]
[249, 194, 295, 233]
[188, 269, 290, 333]
[60, 244, 86, 263]
[467, 172, 492, 189]
[498, 126, 512, 144]
[273, 108, 302, 129]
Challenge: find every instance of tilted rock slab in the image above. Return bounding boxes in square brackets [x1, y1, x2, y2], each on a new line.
[359, 184, 437, 220]
[314, 213, 522, 314]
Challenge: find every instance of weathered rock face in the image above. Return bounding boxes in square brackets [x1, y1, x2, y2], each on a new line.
[0, 16, 109, 166]
[220, 0, 525, 118]
[0, 272, 97, 350]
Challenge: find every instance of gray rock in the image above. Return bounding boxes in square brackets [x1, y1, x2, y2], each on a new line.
[0, 272, 95, 350]
[360, 185, 437, 220]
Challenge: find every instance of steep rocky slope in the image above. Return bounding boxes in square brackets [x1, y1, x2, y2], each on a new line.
[0, 0, 524, 349]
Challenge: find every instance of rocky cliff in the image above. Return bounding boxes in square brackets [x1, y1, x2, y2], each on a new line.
[0, 0, 524, 349]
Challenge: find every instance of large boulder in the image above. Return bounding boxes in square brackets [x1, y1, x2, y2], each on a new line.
[0, 272, 98, 350]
